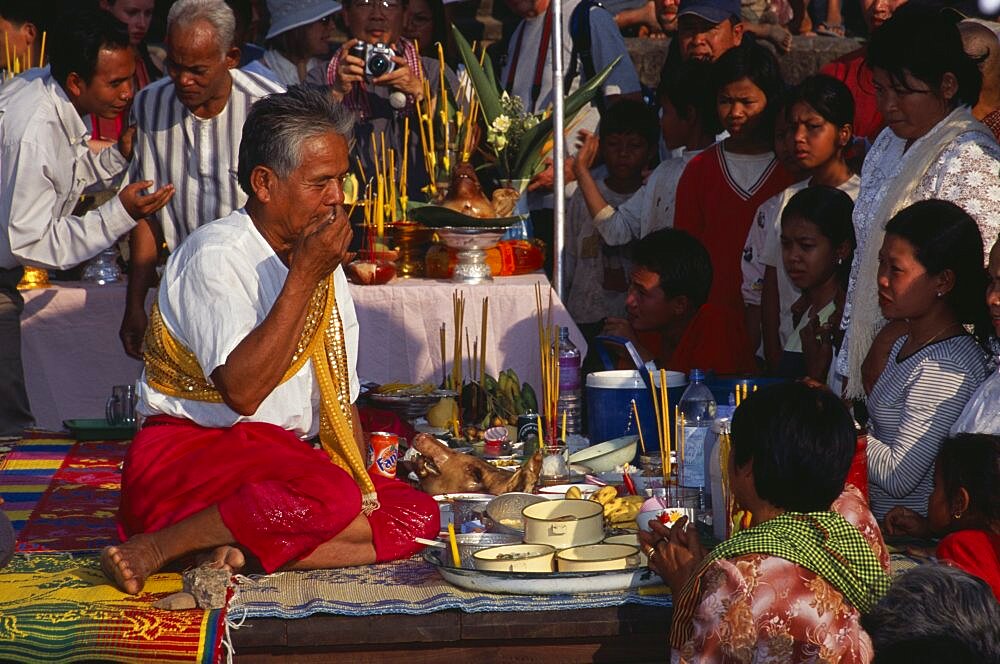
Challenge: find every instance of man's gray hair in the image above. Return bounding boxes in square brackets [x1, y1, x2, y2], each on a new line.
[167, 0, 236, 53]
[238, 85, 356, 196]
[861, 565, 1000, 663]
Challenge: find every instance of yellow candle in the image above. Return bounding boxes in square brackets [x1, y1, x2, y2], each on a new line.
[447, 522, 461, 567]
[561, 410, 567, 442]
[537, 413, 544, 447]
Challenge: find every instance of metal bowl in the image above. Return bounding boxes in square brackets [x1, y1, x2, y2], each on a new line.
[369, 389, 457, 420]
[569, 435, 639, 473]
[435, 493, 496, 529]
[482, 492, 547, 536]
[453, 532, 521, 569]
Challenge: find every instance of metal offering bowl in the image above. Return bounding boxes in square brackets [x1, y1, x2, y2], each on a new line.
[435, 226, 507, 284]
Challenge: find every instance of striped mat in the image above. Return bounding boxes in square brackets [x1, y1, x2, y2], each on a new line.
[0, 435, 228, 664]
[0, 437, 73, 539]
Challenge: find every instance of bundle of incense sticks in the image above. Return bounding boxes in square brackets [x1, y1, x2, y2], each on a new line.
[438, 295, 489, 391]
[451, 290, 465, 390]
[733, 382, 757, 407]
[534, 283, 559, 445]
[648, 369, 673, 488]
[3, 31, 46, 82]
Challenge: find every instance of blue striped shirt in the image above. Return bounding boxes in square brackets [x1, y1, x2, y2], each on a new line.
[867, 334, 987, 520]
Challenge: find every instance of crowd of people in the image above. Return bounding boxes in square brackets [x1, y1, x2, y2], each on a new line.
[0, 0, 997, 660]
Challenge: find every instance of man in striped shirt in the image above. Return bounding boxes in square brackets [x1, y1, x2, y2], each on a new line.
[120, 0, 284, 358]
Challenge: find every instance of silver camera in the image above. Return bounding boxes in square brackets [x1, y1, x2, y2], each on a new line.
[349, 42, 396, 79]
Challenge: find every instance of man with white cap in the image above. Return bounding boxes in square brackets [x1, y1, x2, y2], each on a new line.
[243, 0, 341, 86]
[119, 0, 284, 359]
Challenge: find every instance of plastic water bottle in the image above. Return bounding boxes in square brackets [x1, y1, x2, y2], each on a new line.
[677, 369, 716, 491]
[709, 422, 729, 541]
[556, 327, 582, 435]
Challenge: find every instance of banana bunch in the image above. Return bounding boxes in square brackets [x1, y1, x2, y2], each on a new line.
[588, 486, 644, 525]
[375, 382, 436, 396]
[485, 369, 539, 425]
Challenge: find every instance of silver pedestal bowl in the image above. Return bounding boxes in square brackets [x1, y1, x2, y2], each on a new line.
[435, 226, 508, 284]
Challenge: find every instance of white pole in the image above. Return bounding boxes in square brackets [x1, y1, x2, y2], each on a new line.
[550, 0, 566, 300]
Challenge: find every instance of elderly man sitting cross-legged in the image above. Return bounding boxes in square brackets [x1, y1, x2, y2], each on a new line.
[101, 86, 439, 595]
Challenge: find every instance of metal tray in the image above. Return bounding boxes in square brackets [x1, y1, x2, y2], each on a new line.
[423, 548, 660, 595]
[63, 418, 134, 441]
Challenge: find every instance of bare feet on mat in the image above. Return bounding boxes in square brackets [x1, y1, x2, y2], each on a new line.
[101, 534, 166, 595]
[196, 545, 246, 574]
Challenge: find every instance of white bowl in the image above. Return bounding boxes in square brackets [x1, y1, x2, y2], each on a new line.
[473, 543, 556, 572]
[537, 484, 599, 499]
[636, 507, 695, 532]
[569, 436, 639, 473]
[556, 543, 641, 572]
[603, 533, 647, 564]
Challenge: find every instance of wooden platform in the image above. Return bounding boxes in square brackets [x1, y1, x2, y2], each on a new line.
[233, 604, 672, 663]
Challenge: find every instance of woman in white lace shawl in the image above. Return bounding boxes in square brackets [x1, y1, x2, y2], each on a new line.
[836, 5, 1000, 399]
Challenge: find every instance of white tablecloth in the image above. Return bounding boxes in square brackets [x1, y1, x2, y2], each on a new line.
[21, 275, 585, 431]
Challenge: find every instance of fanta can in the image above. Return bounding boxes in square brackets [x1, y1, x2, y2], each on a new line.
[367, 431, 399, 478]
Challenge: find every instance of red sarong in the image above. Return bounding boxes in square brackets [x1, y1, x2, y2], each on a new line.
[119, 416, 439, 572]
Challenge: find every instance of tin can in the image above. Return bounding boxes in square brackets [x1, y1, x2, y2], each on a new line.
[367, 431, 399, 478]
[516, 413, 539, 444]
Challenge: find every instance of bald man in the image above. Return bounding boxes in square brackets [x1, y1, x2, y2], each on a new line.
[961, 20, 1000, 142]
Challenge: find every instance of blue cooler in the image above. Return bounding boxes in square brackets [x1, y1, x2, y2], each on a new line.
[586, 370, 687, 452]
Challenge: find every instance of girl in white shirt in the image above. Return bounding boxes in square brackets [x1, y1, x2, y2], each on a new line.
[777, 186, 855, 383]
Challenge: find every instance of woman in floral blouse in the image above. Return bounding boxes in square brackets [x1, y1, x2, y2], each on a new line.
[641, 382, 891, 663]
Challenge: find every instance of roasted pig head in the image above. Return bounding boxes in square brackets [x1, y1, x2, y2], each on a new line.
[440, 162, 496, 218]
[407, 433, 542, 495]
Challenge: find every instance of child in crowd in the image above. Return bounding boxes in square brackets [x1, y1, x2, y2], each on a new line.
[884, 434, 1000, 601]
[571, 55, 717, 245]
[865, 200, 990, 522]
[674, 40, 795, 365]
[776, 186, 855, 382]
[565, 99, 659, 357]
[740, 75, 858, 369]
[602, 229, 757, 374]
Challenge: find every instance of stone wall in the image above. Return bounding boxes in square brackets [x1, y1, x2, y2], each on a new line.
[626, 36, 864, 89]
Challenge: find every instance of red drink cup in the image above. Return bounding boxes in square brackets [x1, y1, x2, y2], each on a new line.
[367, 431, 399, 478]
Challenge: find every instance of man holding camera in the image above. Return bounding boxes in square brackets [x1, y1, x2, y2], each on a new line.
[325, 0, 453, 197]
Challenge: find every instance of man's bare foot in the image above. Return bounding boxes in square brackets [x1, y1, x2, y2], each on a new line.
[196, 545, 246, 574]
[101, 534, 167, 595]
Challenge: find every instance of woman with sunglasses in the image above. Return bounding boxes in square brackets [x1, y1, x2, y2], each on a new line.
[244, 0, 339, 87]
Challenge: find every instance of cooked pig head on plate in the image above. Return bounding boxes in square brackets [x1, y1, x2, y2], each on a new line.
[406, 433, 541, 495]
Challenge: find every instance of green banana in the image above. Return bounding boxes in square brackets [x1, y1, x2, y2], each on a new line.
[520, 382, 538, 414]
[483, 373, 498, 394]
[504, 368, 520, 387]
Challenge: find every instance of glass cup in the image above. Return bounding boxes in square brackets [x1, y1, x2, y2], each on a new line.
[539, 441, 569, 483]
[105, 384, 136, 426]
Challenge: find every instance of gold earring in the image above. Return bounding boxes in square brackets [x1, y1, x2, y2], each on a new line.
[952, 511, 964, 520]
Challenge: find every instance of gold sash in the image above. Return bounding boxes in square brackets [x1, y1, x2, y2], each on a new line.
[144, 274, 379, 514]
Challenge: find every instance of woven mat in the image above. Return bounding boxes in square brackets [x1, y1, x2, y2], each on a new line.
[0, 553, 227, 663]
[0, 437, 75, 540]
[0, 435, 227, 664]
[229, 556, 672, 620]
[7, 438, 125, 553]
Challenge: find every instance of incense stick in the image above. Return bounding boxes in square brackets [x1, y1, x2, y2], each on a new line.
[631, 399, 646, 455]
[440, 323, 447, 387]
[660, 370, 670, 483]
[480, 297, 488, 383]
